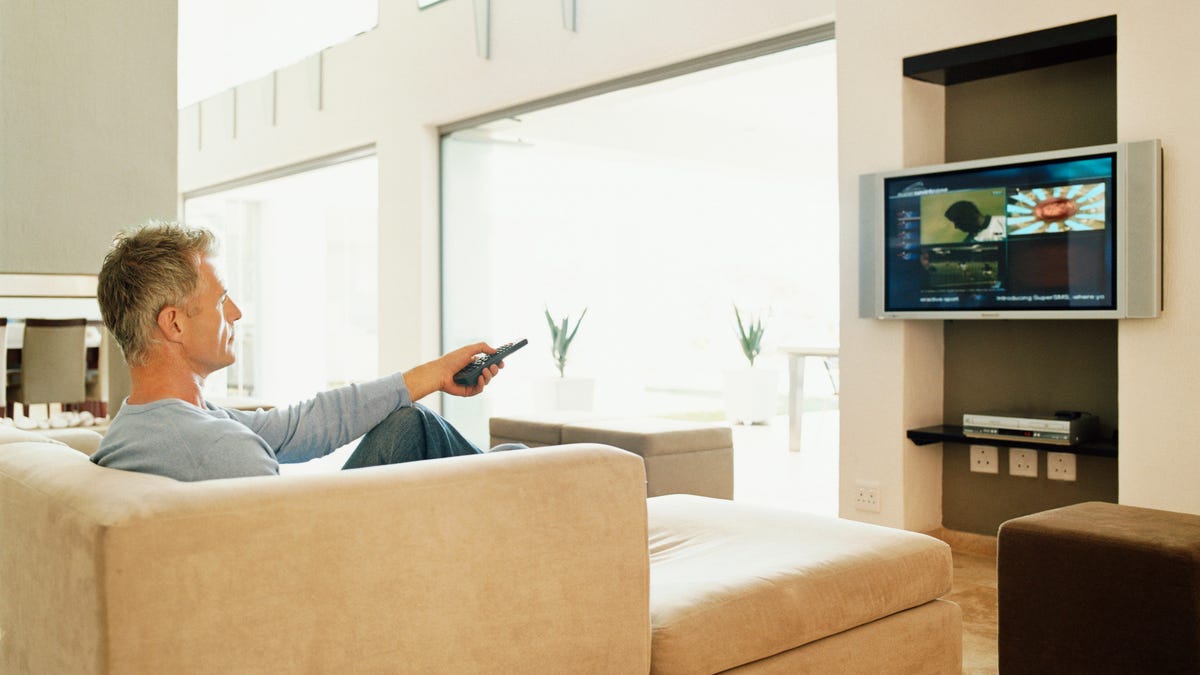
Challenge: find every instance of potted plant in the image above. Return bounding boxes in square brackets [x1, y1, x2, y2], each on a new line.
[735, 305, 765, 367]
[540, 307, 594, 410]
[546, 306, 587, 377]
[723, 305, 779, 424]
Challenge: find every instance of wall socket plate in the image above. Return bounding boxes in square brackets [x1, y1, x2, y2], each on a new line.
[1010, 448, 1038, 478]
[1047, 452, 1077, 481]
[854, 480, 881, 512]
[970, 445, 999, 474]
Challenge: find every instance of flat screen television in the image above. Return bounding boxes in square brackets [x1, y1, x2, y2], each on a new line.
[859, 140, 1162, 319]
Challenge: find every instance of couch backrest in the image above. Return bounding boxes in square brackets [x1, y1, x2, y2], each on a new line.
[0, 440, 651, 673]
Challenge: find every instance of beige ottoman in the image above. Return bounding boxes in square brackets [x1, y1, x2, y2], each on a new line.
[648, 495, 961, 674]
[488, 411, 613, 447]
[562, 418, 733, 500]
[490, 414, 734, 499]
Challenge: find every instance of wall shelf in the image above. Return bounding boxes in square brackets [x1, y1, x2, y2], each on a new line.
[903, 15, 1115, 85]
[907, 424, 1117, 458]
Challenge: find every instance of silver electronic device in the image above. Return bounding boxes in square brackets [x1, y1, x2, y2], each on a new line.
[962, 411, 1099, 446]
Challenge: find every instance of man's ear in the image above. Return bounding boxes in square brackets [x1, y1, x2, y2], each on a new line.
[156, 305, 185, 344]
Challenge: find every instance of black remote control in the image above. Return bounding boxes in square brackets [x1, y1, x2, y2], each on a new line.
[453, 339, 528, 386]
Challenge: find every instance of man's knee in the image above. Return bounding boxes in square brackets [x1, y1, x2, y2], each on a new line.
[380, 404, 428, 427]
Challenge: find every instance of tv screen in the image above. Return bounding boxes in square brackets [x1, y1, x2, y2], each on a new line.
[859, 140, 1161, 319]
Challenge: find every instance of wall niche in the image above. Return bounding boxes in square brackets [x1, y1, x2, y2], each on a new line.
[904, 16, 1120, 536]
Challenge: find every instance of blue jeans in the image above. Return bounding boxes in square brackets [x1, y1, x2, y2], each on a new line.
[341, 403, 483, 470]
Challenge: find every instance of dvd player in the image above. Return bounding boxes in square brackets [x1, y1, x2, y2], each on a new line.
[962, 412, 1099, 446]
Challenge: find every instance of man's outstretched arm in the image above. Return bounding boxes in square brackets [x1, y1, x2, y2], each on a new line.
[230, 343, 504, 464]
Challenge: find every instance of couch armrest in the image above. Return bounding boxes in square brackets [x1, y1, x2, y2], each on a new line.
[0, 442, 651, 674]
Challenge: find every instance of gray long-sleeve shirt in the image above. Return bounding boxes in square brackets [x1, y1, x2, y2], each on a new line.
[90, 372, 412, 481]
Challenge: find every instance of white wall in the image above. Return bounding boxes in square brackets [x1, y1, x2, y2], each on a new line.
[835, 2, 947, 530]
[0, 0, 177, 274]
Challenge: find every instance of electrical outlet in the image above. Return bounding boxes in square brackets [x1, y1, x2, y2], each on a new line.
[970, 445, 999, 474]
[854, 480, 881, 513]
[1010, 448, 1038, 478]
[1047, 452, 1077, 481]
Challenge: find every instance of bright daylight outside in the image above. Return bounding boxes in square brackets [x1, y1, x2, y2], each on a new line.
[183, 155, 380, 409]
[441, 40, 840, 513]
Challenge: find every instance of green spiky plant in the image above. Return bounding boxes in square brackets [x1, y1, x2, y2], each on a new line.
[734, 305, 765, 367]
[545, 307, 587, 377]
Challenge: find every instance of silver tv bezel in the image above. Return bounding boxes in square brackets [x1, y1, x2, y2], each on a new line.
[858, 139, 1162, 320]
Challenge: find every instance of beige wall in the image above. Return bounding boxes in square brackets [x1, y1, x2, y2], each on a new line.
[0, 0, 177, 274]
[1114, 2, 1200, 514]
[177, 0, 1200, 525]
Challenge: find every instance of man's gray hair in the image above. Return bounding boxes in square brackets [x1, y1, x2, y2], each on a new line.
[97, 220, 218, 366]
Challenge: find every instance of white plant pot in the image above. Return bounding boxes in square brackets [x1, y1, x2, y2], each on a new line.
[535, 376, 596, 411]
[723, 367, 779, 424]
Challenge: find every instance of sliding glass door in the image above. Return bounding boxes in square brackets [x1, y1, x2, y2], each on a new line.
[440, 40, 839, 447]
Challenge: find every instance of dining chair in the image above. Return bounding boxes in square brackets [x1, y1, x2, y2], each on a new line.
[19, 318, 88, 416]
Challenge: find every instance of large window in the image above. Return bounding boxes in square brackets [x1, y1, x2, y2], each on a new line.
[183, 153, 378, 406]
[441, 40, 839, 446]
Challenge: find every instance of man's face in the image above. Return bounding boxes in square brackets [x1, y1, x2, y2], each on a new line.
[181, 256, 242, 377]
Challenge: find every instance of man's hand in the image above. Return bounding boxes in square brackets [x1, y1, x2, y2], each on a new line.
[402, 342, 504, 401]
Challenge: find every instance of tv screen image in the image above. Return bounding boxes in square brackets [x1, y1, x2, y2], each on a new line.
[1007, 182, 1107, 235]
[859, 140, 1161, 320]
[885, 152, 1115, 313]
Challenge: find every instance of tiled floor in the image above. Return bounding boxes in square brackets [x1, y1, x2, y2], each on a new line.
[729, 410, 839, 516]
[948, 551, 999, 674]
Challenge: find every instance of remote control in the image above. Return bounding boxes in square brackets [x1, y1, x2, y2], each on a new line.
[453, 339, 528, 386]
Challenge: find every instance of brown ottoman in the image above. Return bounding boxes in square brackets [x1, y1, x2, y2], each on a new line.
[998, 501, 1200, 674]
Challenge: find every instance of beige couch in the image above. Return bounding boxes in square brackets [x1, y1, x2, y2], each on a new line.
[0, 427, 960, 673]
[1, 427, 651, 673]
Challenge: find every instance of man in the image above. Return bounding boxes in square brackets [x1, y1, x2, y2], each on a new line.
[91, 221, 511, 481]
[943, 200, 1006, 243]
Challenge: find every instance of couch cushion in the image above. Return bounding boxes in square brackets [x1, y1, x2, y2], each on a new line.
[39, 428, 104, 455]
[562, 418, 732, 458]
[0, 426, 68, 448]
[0, 426, 100, 454]
[647, 495, 953, 674]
